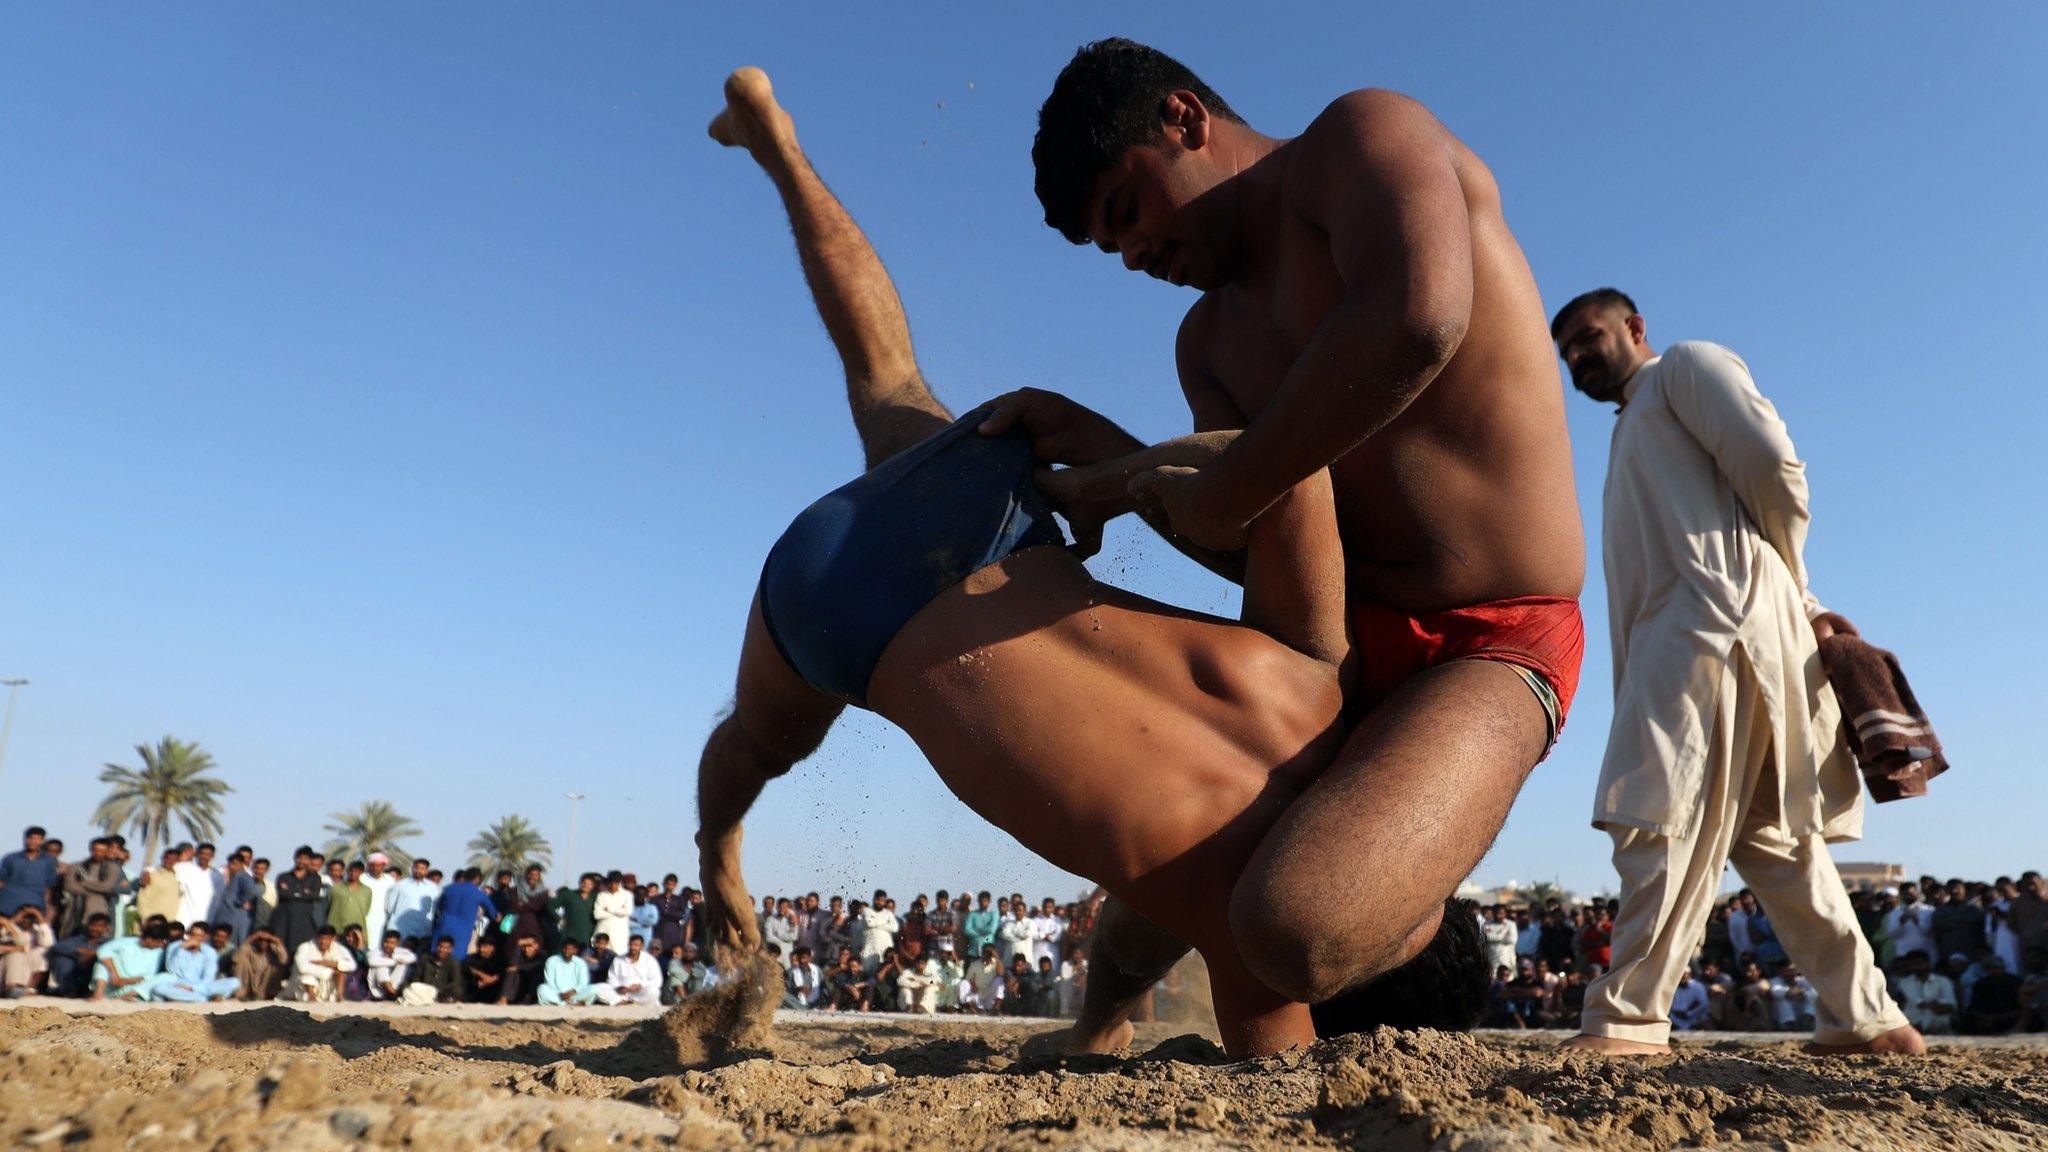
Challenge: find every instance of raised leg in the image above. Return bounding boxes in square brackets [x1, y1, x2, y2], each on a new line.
[711, 68, 951, 467]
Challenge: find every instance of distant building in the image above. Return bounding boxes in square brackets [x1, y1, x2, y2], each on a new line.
[1836, 861, 1907, 891]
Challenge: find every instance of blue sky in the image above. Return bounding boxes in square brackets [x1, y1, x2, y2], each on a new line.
[5, 5, 2044, 900]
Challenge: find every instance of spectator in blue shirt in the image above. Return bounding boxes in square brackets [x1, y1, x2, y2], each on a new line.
[0, 826, 60, 917]
[1670, 968, 1710, 1031]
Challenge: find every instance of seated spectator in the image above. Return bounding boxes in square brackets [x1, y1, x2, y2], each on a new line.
[1769, 962, 1818, 1031]
[1504, 957, 1548, 1028]
[0, 905, 54, 997]
[339, 925, 372, 1001]
[463, 936, 506, 1003]
[783, 945, 825, 1009]
[669, 942, 715, 1001]
[1669, 968, 1710, 1032]
[897, 941, 942, 1014]
[584, 934, 618, 986]
[1962, 955, 2023, 1035]
[293, 924, 357, 1003]
[933, 941, 964, 1012]
[608, 934, 662, 1005]
[1732, 959, 1776, 1031]
[1696, 960, 1737, 1029]
[93, 921, 171, 1001]
[1557, 965, 1596, 1030]
[500, 935, 548, 1005]
[1893, 950, 1958, 1034]
[959, 944, 1003, 1014]
[871, 947, 903, 1013]
[1029, 956, 1061, 1017]
[44, 912, 113, 998]
[404, 936, 463, 1005]
[1001, 953, 1035, 1017]
[208, 923, 237, 977]
[232, 928, 291, 1001]
[366, 931, 416, 1001]
[540, 937, 618, 1006]
[154, 922, 240, 1002]
[824, 946, 868, 1011]
[1058, 952, 1087, 1018]
[1482, 965, 1515, 1028]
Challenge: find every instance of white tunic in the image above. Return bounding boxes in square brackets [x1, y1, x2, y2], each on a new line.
[1596, 343, 1859, 840]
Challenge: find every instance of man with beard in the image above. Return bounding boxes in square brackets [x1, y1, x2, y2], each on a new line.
[1010, 38, 1585, 1050]
[1551, 288, 1918, 1056]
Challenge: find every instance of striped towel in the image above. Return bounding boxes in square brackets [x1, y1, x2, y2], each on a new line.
[1819, 633, 1949, 802]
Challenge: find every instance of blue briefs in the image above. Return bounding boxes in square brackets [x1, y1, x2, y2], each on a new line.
[756, 410, 1068, 707]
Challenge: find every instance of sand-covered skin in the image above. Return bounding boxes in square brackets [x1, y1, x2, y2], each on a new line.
[3, 1001, 2044, 1151]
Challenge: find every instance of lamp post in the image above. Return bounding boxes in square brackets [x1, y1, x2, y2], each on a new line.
[564, 791, 586, 881]
[0, 679, 27, 789]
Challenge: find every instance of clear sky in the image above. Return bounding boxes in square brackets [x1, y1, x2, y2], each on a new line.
[5, 5, 2044, 900]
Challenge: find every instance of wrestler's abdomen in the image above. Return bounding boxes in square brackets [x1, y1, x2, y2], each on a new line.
[865, 546, 1343, 954]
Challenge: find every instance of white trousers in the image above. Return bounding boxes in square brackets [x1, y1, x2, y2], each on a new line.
[1581, 653, 1908, 1046]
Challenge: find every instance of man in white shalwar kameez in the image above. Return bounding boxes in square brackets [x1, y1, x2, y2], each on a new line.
[1552, 289, 1919, 1056]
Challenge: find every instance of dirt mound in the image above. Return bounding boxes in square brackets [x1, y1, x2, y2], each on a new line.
[617, 953, 784, 1072]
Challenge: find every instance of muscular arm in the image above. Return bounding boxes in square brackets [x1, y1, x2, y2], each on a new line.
[1180, 91, 1476, 538]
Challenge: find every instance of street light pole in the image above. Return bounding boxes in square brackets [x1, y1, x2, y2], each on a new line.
[564, 791, 586, 881]
[0, 679, 28, 790]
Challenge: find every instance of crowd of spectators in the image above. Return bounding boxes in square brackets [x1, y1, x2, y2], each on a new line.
[0, 825, 1096, 1017]
[1470, 872, 2048, 1035]
[6, 825, 2041, 1034]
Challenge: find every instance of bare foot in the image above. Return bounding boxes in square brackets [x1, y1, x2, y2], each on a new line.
[1561, 1033, 1671, 1056]
[707, 67, 796, 158]
[1021, 1018, 1135, 1059]
[1805, 1024, 1927, 1056]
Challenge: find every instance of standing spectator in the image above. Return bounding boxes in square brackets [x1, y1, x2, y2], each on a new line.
[1030, 898, 1065, 967]
[927, 890, 958, 955]
[44, 912, 113, 998]
[784, 945, 825, 1008]
[314, 856, 345, 926]
[326, 860, 374, 936]
[1696, 960, 1738, 1029]
[432, 868, 497, 960]
[1893, 950, 1957, 1034]
[1699, 904, 1736, 972]
[934, 940, 965, 1011]
[1933, 881, 1985, 961]
[174, 843, 221, 929]
[385, 858, 440, 942]
[856, 898, 898, 970]
[507, 865, 554, 950]
[366, 931, 416, 1001]
[1556, 295, 1914, 1056]
[608, 934, 662, 1005]
[551, 874, 600, 949]
[998, 899, 1033, 964]
[1481, 906, 1518, 975]
[1514, 907, 1540, 962]
[652, 875, 691, 953]
[271, 848, 326, 960]
[1883, 885, 1937, 971]
[250, 856, 277, 929]
[231, 928, 290, 1000]
[1988, 903, 2024, 975]
[155, 922, 240, 1002]
[764, 897, 801, 964]
[629, 884, 659, 949]
[0, 906, 54, 996]
[293, 924, 356, 1003]
[1538, 910, 1575, 973]
[60, 838, 131, 938]
[2012, 873, 2048, 962]
[1, 827, 59, 919]
[593, 872, 633, 948]
[135, 846, 183, 929]
[818, 895, 851, 961]
[360, 854, 400, 946]
[208, 853, 260, 947]
[404, 936, 461, 1005]
[92, 921, 171, 1001]
[1727, 891, 1757, 959]
[898, 894, 931, 956]
[963, 892, 998, 961]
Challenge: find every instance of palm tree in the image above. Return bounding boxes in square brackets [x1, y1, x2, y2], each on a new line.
[93, 736, 232, 866]
[1521, 881, 1570, 907]
[321, 800, 424, 867]
[467, 815, 551, 875]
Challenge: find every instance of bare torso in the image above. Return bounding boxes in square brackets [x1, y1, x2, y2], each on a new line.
[1185, 107, 1582, 611]
[866, 546, 1344, 958]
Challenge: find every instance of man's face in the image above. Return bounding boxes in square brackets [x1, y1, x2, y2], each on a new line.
[1085, 135, 1235, 292]
[520, 938, 540, 959]
[212, 928, 232, 951]
[253, 860, 269, 879]
[23, 831, 43, 854]
[348, 866, 365, 884]
[628, 937, 644, 958]
[1555, 305, 1642, 402]
[526, 867, 543, 887]
[196, 846, 214, 867]
[562, 941, 579, 959]
[367, 859, 385, 878]
[327, 861, 344, 880]
[382, 936, 400, 956]
[226, 856, 244, 874]
[977, 895, 991, 910]
[89, 840, 108, 861]
[435, 939, 453, 959]
[579, 877, 595, 895]
[184, 927, 206, 949]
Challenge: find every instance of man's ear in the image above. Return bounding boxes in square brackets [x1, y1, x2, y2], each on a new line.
[1626, 312, 1648, 347]
[1160, 89, 1211, 151]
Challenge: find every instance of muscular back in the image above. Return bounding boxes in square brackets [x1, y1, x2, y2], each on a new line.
[1182, 92, 1582, 611]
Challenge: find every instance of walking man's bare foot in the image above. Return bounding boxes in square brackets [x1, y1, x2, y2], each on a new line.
[1021, 1018, 1136, 1060]
[708, 67, 796, 159]
[1562, 1034, 1671, 1056]
[1804, 1024, 1927, 1057]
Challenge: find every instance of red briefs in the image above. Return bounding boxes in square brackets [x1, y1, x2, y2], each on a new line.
[1347, 595, 1585, 744]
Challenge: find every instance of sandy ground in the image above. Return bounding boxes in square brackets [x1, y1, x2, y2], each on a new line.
[4, 987, 2045, 1150]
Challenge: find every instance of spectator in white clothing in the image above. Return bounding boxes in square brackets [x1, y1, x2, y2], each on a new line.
[366, 931, 415, 1001]
[174, 843, 222, 928]
[293, 925, 357, 1003]
[1892, 950, 1958, 1034]
[1030, 898, 1065, 967]
[607, 934, 662, 1005]
[1884, 886, 1937, 971]
[593, 872, 635, 950]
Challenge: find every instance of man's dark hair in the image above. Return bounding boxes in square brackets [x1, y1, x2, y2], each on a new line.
[139, 922, 170, 944]
[196, 841, 215, 853]
[86, 912, 112, 928]
[1309, 898, 1491, 1036]
[1033, 37, 1245, 244]
[1548, 287, 1639, 340]
[24, 825, 45, 839]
